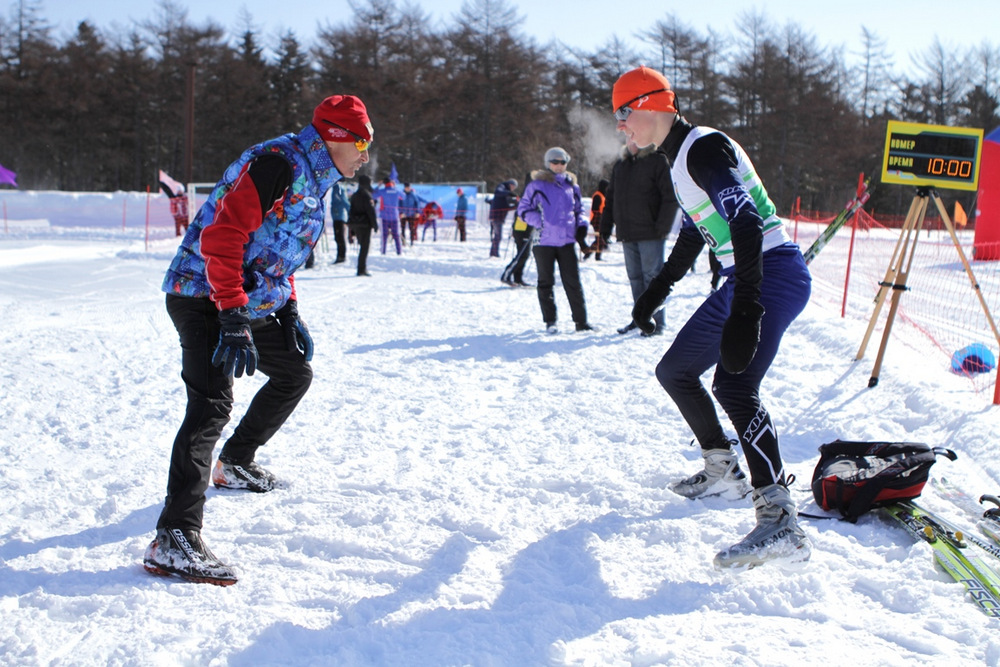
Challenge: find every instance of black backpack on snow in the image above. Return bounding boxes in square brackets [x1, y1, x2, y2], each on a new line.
[811, 440, 957, 522]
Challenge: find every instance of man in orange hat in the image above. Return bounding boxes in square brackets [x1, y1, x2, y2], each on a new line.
[147, 95, 373, 585]
[613, 66, 812, 570]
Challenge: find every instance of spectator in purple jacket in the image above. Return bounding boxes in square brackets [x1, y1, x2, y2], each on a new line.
[516, 147, 593, 333]
[374, 178, 403, 255]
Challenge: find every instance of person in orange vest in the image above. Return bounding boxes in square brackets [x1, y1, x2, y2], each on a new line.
[582, 179, 608, 260]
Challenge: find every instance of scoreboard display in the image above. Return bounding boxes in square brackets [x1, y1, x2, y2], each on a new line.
[881, 121, 983, 192]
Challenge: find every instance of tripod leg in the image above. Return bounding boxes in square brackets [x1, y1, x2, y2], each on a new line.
[868, 195, 928, 386]
[856, 194, 924, 360]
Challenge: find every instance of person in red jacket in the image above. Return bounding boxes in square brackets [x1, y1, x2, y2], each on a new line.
[158, 172, 190, 237]
[421, 200, 443, 241]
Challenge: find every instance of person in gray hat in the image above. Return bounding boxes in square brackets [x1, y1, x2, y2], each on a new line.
[516, 147, 593, 333]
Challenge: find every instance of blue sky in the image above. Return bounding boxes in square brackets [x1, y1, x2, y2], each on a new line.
[36, 0, 997, 76]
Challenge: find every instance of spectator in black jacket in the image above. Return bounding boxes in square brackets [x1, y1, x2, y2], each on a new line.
[489, 179, 519, 257]
[348, 175, 378, 276]
[600, 139, 680, 335]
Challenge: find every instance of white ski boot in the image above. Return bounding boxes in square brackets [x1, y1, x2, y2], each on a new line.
[714, 482, 811, 570]
[670, 446, 752, 500]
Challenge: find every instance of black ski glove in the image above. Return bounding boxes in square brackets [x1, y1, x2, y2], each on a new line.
[632, 274, 674, 334]
[212, 306, 257, 378]
[274, 300, 314, 362]
[575, 225, 588, 251]
[720, 299, 765, 374]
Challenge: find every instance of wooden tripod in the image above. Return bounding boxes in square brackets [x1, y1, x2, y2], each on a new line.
[856, 187, 1000, 393]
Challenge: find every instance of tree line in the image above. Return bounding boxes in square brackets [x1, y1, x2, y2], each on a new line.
[1, 0, 998, 217]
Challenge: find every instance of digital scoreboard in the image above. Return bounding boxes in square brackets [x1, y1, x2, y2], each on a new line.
[881, 121, 983, 191]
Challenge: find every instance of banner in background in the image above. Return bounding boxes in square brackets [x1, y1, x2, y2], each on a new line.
[407, 184, 480, 221]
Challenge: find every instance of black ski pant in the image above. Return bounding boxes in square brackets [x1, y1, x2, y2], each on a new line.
[501, 227, 534, 283]
[333, 219, 347, 262]
[532, 242, 588, 326]
[350, 224, 372, 274]
[158, 295, 312, 531]
[654, 246, 810, 488]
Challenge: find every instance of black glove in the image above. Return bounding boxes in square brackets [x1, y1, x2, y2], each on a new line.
[274, 300, 314, 362]
[632, 274, 673, 334]
[575, 225, 588, 251]
[212, 306, 257, 378]
[720, 299, 765, 374]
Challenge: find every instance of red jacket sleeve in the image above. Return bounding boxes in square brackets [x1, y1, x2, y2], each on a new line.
[201, 156, 291, 310]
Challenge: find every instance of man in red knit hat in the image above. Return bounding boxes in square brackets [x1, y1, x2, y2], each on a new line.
[613, 65, 812, 570]
[146, 95, 372, 585]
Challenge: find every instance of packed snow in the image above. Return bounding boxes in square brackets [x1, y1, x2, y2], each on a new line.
[2, 206, 1000, 666]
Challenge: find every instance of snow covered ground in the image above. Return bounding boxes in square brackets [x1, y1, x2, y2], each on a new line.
[2, 218, 1000, 666]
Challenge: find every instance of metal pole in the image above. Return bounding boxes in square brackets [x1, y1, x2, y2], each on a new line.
[184, 62, 196, 184]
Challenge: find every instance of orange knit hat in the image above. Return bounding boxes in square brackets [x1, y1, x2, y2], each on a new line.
[612, 66, 677, 114]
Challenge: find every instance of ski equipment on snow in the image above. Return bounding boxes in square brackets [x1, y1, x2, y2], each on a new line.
[931, 477, 1000, 549]
[984, 496, 1000, 545]
[882, 500, 1000, 618]
[811, 440, 956, 522]
[802, 174, 870, 265]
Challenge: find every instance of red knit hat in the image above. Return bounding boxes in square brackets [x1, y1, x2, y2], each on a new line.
[312, 95, 374, 143]
[612, 66, 677, 114]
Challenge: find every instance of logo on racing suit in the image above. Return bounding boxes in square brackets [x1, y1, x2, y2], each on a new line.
[718, 185, 754, 220]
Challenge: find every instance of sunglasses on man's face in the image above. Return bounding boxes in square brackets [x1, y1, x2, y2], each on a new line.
[549, 160, 567, 165]
[322, 120, 371, 152]
[613, 88, 670, 121]
[613, 106, 633, 122]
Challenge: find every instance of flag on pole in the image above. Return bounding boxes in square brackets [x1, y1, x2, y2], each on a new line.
[954, 201, 968, 227]
[158, 169, 185, 197]
[0, 162, 17, 187]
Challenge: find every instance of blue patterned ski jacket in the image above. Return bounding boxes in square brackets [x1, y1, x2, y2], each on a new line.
[162, 124, 342, 318]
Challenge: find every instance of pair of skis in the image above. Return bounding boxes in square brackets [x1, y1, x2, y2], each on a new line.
[801, 173, 871, 265]
[881, 479, 1000, 618]
[931, 477, 1000, 549]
